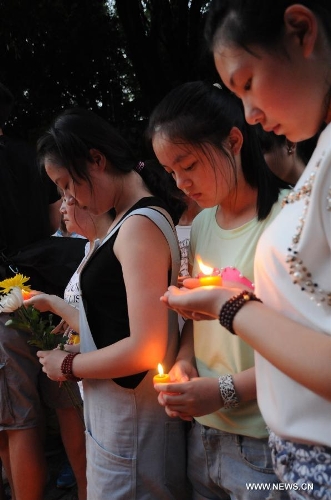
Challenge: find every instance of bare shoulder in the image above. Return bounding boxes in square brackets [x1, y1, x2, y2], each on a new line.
[114, 206, 172, 262]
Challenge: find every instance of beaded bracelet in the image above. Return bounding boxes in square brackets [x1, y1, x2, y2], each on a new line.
[61, 352, 82, 382]
[219, 290, 262, 334]
[219, 374, 239, 410]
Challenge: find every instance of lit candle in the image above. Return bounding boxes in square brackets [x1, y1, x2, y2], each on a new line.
[153, 363, 171, 384]
[21, 290, 32, 300]
[199, 275, 222, 286]
[197, 257, 222, 287]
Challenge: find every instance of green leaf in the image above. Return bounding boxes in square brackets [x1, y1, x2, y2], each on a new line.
[5, 319, 32, 332]
[27, 339, 44, 349]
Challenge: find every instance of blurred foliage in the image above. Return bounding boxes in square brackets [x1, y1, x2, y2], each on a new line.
[0, 0, 218, 154]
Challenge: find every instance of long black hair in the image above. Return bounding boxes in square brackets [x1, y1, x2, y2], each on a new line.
[37, 108, 186, 225]
[204, 0, 331, 54]
[147, 80, 288, 220]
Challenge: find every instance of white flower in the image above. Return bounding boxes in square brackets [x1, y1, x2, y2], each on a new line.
[0, 287, 23, 313]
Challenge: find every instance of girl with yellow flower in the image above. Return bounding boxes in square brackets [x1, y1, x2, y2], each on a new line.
[26, 195, 114, 500]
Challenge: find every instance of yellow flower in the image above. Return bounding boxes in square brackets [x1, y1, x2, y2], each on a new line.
[68, 333, 80, 345]
[0, 274, 31, 294]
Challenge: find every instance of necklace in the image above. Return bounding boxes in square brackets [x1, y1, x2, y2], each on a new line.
[282, 151, 331, 307]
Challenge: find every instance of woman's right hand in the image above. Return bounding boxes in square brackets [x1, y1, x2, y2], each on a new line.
[168, 358, 198, 383]
[37, 349, 68, 381]
[24, 292, 56, 313]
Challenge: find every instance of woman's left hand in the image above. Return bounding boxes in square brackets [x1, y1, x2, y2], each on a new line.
[37, 349, 68, 381]
[161, 282, 244, 321]
[160, 285, 222, 321]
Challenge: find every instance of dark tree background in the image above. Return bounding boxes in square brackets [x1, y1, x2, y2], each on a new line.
[114, 0, 216, 112]
[0, 0, 217, 153]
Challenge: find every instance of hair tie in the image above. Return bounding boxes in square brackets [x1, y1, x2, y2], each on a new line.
[213, 83, 223, 90]
[135, 161, 144, 173]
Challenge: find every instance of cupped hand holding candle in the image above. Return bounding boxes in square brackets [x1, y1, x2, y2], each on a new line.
[196, 256, 222, 287]
[153, 363, 171, 384]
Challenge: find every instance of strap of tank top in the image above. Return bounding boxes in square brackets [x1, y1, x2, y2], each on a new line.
[94, 207, 180, 286]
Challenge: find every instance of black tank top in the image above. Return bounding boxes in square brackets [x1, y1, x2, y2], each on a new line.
[80, 197, 171, 388]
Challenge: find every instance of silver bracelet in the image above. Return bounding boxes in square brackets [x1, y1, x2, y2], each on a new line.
[219, 374, 239, 410]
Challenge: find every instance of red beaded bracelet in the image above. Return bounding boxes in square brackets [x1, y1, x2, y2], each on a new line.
[61, 352, 82, 381]
[219, 290, 262, 334]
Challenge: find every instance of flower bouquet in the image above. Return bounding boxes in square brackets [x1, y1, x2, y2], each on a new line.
[0, 274, 84, 424]
[0, 274, 67, 350]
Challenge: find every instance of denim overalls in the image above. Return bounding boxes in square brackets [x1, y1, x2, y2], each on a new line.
[79, 208, 189, 500]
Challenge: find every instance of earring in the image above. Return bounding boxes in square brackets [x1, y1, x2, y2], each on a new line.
[287, 140, 296, 155]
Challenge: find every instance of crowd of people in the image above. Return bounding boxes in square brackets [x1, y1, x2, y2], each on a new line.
[0, 0, 330, 499]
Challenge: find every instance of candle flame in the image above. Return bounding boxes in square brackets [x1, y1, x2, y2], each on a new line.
[197, 256, 213, 276]
[157, 363, 164, 375]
